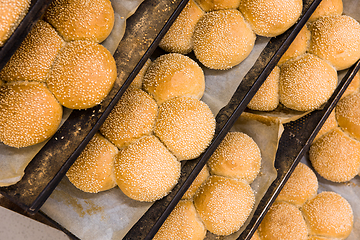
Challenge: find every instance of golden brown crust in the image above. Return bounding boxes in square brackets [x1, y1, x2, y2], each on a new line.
[143, 53, 205, 105]
[336, 92, 360, 141]
[131, 59, 151, 89]
[193, 9, 256, 70]
[308, 0, 343, 22]
[114, 135, 181, 202]
[239, 0, 303, 37]
[309, 15, 360, 71]
[66, 133, 118, 193]
[159, 0, 204, 54]
[154, 96, 215, 161]
[309, 127, 360, 182]
[153, 200, 207, 240]
[182, 165, 210, 200]
[314, 110, 337, 142]
[276, 163, 318, 207]
[44, 0, 114, 43]
[279, 53, 337, 111]
[250, 231, 261, 240]
[0, 20, 65, 82]
[0, 0, 30, 47]
[194, 0, 241, 12]
[342, 72, 360, 99]
[259, 201, 308, 240]
[301, 192, 353, 239]
[247, 66, 280, 111]
[193, 175, 255, 236]
[0, 81, 62, 148]
[46, 40, 117, 109]
[208, 132, 261, 184]
[100, 87, 158, 149]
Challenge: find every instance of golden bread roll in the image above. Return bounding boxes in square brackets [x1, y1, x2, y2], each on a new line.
[153, 200, 206, 240]
[44, 0, 114, 43]
[279, 53, 337, 111]
[336, 92, 360, 141]
[154, 96, 215, 161]
[308, 0, 343, 22]
[47, 40, 117, 109]
[258, 201, 308, 240]
[314, 109, 337, 141]
[0, 81, 62, 148]
[301, 191, 353, 239]
[159, 0, 204, 54]
[194, 0, 241, 12]
[0, 0, 30, 47]
[193, 175, 255, 236]
[143, 53, 205, 104]
[307, 237, 332, 240]
[250, 231, 261, 240]
[208, 132, 261, 184]
[309, 127, 360, 182]
[278, 26, 311, 66]
[114, 135, 181, 202]
[276, 163, 318, 207]
[239, 0, 302, 37]
[342, 72, 360, 98]
[247, 66, 280, 111]
[66, 133, 118, 193]
[193, 9, 256, 70]
[309, 15, 360, 71]
[0, 20, 64, 82]
[182, 165, 209, 200]
[131, 59, 151, 89]
[100, 87, 157, 149]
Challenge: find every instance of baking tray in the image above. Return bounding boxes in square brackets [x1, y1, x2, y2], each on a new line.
[123, 0, 324, 239]
[0, 0, 189, 214]
[0, 0, 54, 71]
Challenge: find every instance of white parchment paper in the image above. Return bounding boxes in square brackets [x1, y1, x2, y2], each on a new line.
[0, 0, 145, 187]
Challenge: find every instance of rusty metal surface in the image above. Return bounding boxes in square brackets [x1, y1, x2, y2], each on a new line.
[0, 0, 189, 214]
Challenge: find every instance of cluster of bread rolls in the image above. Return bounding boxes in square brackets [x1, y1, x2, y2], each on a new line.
[160, 0, 303, 70]
[153, 131, 262, 239]
[249, 0, 360, 112]
[0, 0, 116, 148]
[67, 53, 216, 204]
[254, 163, 353, 240]
[0, 0, 31, 47]
[309, 72, 360, 183]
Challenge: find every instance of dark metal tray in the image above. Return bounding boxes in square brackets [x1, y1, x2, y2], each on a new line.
[0, 0, 54, 71]
[0, 0, 189, 214]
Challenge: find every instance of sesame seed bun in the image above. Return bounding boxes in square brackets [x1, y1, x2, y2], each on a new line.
[194, 0, 241, 12]
[309, 127, 360, 182]
[159, 0, 204, 54]
[66, 133, 118, 193]
[279, 53, 337, 111]
[250, 231, 261, 240]
[309, 15, 360, 71]
[153, 200, 206, 240]
[301, 191, 353, 239]
[307, 237, 332, 240]
[314, 109, 337, 141]
[208, 132, 261, 184]
[154, 96, 215, 161]
[182, 165, 209, 200]
[0, 81, 62, 148]
[336, 92, 360, 141]
[276, 163, 318, 207]
[259, 201, 308, 240]
[193, 9, 256, 70]
[0, 0, 30, 47]
[46, 40, 117, 109]
[114, 135, 181, 202]
[0, 20, 64, 82]
[308, 0, 343, 22]
[44, 0, 114, 43]
[239, 0, 302, 37]
[194, 175, 255, 236]
[342, 72, 360, 99]
[131, 58, 151, 89]
[99, 87, 158, 149]
[143, 53, 205, 105]
[278, 26, 311, 66]
[247, 66, 280, 111]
